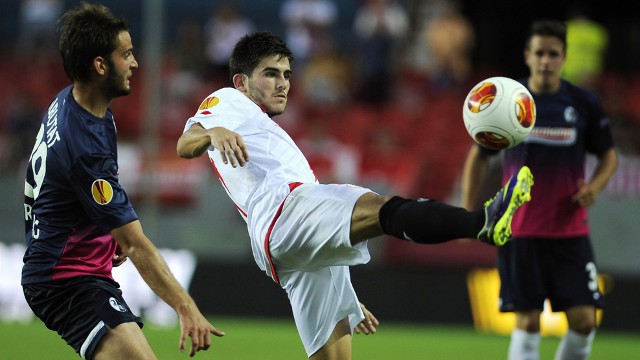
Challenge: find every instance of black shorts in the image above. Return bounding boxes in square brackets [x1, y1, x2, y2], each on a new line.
[23, 276, 143, 360]
[497, 236, 604, 313]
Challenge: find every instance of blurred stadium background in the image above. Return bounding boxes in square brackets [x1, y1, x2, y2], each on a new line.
[1, 0, 639, 357]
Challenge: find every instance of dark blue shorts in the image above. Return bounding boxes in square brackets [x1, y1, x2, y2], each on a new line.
[497, 236, 604, 313]
[23, 276, 143, 360]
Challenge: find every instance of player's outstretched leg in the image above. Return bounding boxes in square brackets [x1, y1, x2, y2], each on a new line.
[478, 166, 533, 246]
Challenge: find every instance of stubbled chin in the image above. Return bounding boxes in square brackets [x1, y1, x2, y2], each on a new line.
[267, 105, 286, 116]
[272, 100, 287, 111]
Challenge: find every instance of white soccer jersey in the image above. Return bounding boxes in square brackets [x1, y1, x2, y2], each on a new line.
[184, 88, 317, 277]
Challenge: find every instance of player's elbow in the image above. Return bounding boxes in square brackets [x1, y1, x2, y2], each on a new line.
[176, 145, 194, 159]
[176, 138, 198, 159]
[177, 126, 209, 159]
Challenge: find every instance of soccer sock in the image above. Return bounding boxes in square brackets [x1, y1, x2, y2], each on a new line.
[554, 329, 595, 360]
[378, 196, 483, 243]
[508, 328, 541, 360]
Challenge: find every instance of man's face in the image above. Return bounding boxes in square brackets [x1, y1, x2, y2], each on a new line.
[525, 35, 565, 93]
[104, 31, 138, 98]
[242, 54, 291, 116]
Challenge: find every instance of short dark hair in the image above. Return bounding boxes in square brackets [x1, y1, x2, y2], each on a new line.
[525, 19, 567, 51]
[229, 31, 294, 81]
[58, 2, 130, 82]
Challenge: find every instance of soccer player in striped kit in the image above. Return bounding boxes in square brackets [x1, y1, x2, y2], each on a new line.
[461, 20, 618, 360]
[178, 31, 533, 359]
[21, 3, 222, 359]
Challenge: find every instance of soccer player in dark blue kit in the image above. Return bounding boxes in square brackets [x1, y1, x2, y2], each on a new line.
[21, 3, 223, 359]
[461, 20, 618, 360]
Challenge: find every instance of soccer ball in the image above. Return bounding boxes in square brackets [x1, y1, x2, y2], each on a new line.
[462, 76, 536, 150]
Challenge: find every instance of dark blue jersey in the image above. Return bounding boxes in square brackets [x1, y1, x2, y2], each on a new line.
[22, 85, 138, 284]
[482, 79, 614, 237]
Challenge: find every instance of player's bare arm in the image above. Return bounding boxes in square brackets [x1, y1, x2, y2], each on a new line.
[111, 220, 225, 356]
[572, 147, 618, 207]
[460, 145, 491, 210]
[112, 244, 128, 267]
[177, 123, 249, 167]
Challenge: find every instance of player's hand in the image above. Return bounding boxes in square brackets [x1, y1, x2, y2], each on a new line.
[208, 127, 249, 168]
[176, 302, 224, 357]
[572, 179, 597, 207]
[112, 245, 128, 267]
[354, 302, 379, 335]
[177, 303, 225, 357]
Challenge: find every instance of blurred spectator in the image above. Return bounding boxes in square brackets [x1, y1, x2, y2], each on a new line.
[170, 18, 207, 77]
[166, 17, 207, 105]
[280, 0, 338, 70]
[204, 3, 255, 84]
[402, 0, 451, 75]
[300, 51, 352, 107]
[422, 1, 474, 92]
[15, 0, 63, 58]
[163, 20, 206, 142]
[563, 4, 609, 90]
[352, 0, 409, 105]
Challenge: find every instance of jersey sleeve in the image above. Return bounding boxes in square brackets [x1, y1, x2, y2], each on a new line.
[68, 154, 138, 233]
[184, 90, 247, 133]
[583, 92, 614, 155]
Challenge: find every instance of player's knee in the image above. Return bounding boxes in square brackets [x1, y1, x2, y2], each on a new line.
[311, 318, 352, 360]
[515, 312, 541, 332]
[566, 306, 597, 334]
[568, 318, 597, 335]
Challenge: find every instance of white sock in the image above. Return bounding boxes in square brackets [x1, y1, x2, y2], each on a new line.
[508, 328, 541, 360]
[554, 329, 595, 360]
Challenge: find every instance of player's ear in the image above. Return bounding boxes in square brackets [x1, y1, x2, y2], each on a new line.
[93, 56, 107, 77]
[233, 73, 247, 91]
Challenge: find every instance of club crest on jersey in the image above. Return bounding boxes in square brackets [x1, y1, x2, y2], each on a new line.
[109, 297, 127, 312]
[564, 106, 577, 124]
[198, 96, 220, 115]
[91, 179, 113, 205]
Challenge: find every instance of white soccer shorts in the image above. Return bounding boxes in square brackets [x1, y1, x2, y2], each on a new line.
[269, 183, 372, 356]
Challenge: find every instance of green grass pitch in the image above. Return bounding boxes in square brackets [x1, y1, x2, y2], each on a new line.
[1, 316, 638, 359]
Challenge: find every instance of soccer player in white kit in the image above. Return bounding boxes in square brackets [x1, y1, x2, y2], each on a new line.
[177, 31, 534, 359]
